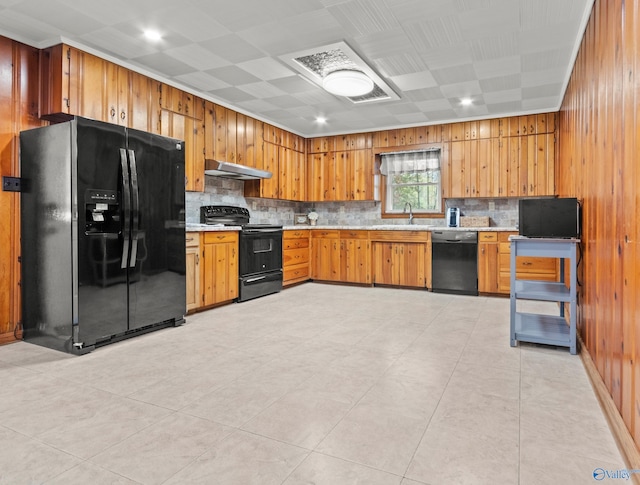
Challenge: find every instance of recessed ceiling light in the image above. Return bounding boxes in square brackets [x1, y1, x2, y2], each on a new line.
[143, 29, 162, 42]
[315, 116, 327, 124]
[460, 98, 473, 106]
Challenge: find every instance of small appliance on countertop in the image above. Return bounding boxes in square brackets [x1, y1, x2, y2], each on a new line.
[446, 207, 460, 227]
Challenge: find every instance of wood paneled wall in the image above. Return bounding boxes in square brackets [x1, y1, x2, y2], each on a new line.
[0, 37, 45, 344]
[557, 0, 640, 446]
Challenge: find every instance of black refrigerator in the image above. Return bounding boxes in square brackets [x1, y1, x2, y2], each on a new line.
[20, 117, 186, 353]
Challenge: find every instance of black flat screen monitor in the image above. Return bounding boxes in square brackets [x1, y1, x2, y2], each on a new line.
[518, 197, 580, 238]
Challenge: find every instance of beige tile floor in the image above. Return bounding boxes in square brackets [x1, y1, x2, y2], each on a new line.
[0, 283, 625, 484]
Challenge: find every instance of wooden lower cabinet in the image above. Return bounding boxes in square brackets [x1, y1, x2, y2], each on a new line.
[283, 229, 310, 286]
[370, 231, 430, 288]
[186, 233, 201, 312]
[201, 231, 239, 306]
[310, 230, 340, 281]
[478, 232, 499, 293]
[339, 230, 371, 284]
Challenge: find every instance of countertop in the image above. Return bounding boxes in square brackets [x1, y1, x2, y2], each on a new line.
[282, 225, 517, 232]
[186, 224, 517, 232]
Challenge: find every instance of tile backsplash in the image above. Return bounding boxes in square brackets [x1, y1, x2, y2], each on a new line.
[186, 177, 519, 227]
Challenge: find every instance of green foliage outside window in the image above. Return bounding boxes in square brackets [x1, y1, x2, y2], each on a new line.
[387, 170, 441, 213]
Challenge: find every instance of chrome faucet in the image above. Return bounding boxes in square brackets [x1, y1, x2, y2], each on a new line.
[403, 202, 414, 225]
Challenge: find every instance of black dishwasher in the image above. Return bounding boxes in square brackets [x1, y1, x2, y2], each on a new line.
[431, 230, 478, 295]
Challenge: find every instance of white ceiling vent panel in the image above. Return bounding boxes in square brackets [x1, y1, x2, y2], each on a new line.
[280, 41, 399, 104]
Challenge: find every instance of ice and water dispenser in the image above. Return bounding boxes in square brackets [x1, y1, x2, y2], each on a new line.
[84, 189, 120, 234]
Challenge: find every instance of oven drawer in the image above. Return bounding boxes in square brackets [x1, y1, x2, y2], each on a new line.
[238, 270, 283, 302]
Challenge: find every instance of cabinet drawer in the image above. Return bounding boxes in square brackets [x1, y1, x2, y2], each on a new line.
[499, 232, 517, 242]
[340, 230, 369, 239]
[284, 238, 309, 250]
[284, 264, 310, 282]
[186, 233, 200, 247]
[284, 247, 309, 266]
[499, 254, 558, 274]
[478, 232, 498, 242]
[203, 232, 239, 244]
[311, 230, 339, 238]
[369, 230, 430, 242]
[284, 229, 310, 239]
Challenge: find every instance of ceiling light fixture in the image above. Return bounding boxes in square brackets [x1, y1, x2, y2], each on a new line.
[143, 29, 162, 42]
[322, 69, 374, 97]
[460, 97, 473, 106]
[315, 116, 327, 124]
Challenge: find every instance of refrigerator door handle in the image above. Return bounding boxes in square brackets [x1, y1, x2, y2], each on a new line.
[119, 148, 131, 269]
[127, 149, 140, 268]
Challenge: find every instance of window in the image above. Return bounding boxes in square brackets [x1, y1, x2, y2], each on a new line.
[380, 149, 442, 214]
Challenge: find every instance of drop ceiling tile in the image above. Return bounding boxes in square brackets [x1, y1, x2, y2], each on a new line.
[522, 95, 559, 110]
[520, 0, 585, 30]
[403, 86, 446, 102]
[386, 0, 457, 23]
[473, 56, 521, 79]
[165, 44, 231, 71]
[483, 88, 522, 104]
[131, 52, 195, 77]
[174, 71, 230, 92]
[189, 0, 279, 32]
[263, 95, 309, 109]
[199, 34, 265, 64]
[415, 98, 454, 112]
[235, 99, 280, 113]
[520, 23, 578, 54]
[404, 15, 464, 51]
[394, 112, 430, 124]
[453, 103, 489, 117]
[207, 86, 257, 103]
[420, 43, 473, 70]
[356, 28, 415, 60]
[385, 102, 421, 115]
[237, 81, 287, 99]
[10, 0, 104, 36]
[521, 67, 566, 88]
[431, 64, 477, 86]
[486, 100, 522, 113]
[268, 76, 318, 94]
[479, 73, 521, 93]
[158, 6, 231, 43]
[423, 109, 457, 120]
[373, 52, 428, 77]
[522, 49, 567, 72]
[390, 71, 437, 91]
[469, 31, 520, 62]
[458, 0, 519, 41]
[205, 65, 261, 86]
[0, 10, 59, 43]
[522, 83, 562, 99]
[81, 27, 157, 60]
[328, 0, 399, 37]
[237, 57, 295, 81]
[439, 80, 482, 98]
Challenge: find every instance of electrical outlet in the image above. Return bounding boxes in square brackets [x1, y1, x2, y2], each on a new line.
[252, 201, 257, 210]
[488, 201, 495, 211]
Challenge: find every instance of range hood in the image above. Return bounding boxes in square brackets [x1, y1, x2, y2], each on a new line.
[204, 159, 272, 180]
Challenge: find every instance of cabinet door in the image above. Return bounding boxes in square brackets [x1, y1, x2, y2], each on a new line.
[186, 242, 200, 311]
[202, 241, 238, 305]
[161, 111, 204, 192]
[478, 241, 499, 293]
[373, 242, 395, 285]
[311, 236, 340, 281]
[350, 149, 374, 201]
[307, 152, 333, 202]
[333, 151, 350, 201]
[449, 141, 465, 197]
[398, 243, 427, 287]
[340, 239, 371, 284]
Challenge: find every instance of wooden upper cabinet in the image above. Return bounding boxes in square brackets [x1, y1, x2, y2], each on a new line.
[308, 136, 335, 153]
[39, 44, 73, 120]
[160, 84, 203, 120]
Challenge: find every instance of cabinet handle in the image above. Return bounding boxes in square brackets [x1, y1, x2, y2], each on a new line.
[522, 261, 532, 266]
[217, 235, 224, 240]
[121, 110, 126, 120]
[178, 101, 182, 112]
[196, 254, 199, 264]
[186, 237, 194, 242]
[110, 107, 116, 118]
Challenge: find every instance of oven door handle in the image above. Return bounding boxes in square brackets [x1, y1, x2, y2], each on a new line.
[242, 228, 282, 234]
[245, 275, 267, 283]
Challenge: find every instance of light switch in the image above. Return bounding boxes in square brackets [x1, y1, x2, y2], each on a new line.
[488, 201, 495, 211]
